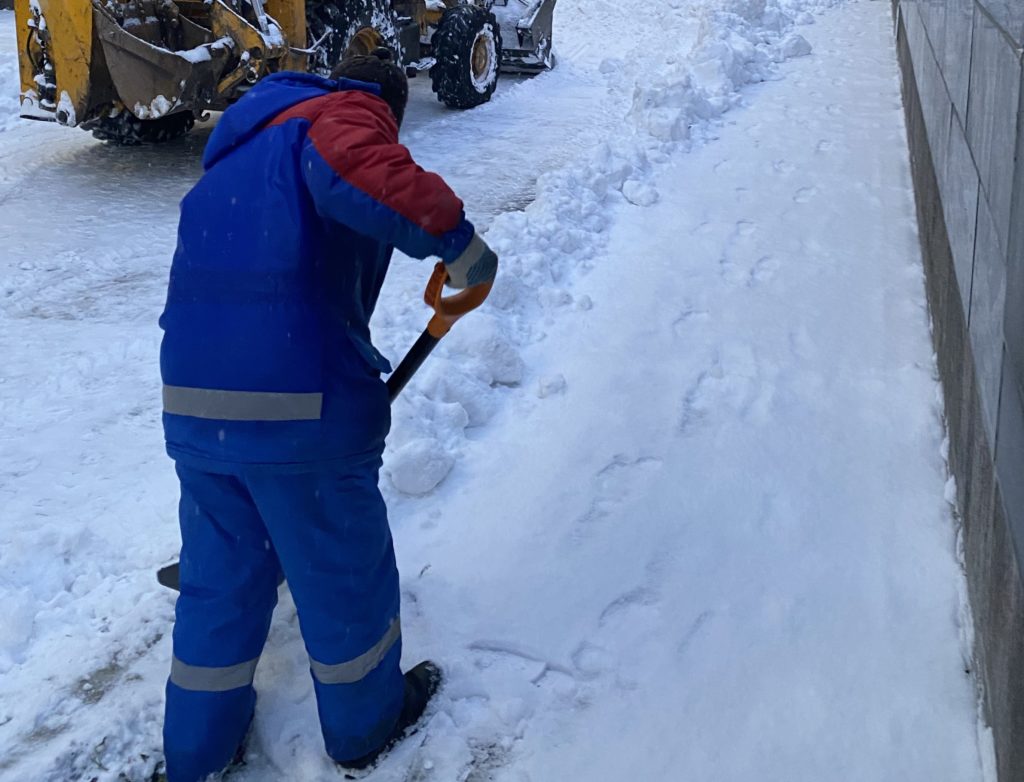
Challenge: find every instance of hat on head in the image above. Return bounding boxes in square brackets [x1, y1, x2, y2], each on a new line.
[331, 47, 410, 127]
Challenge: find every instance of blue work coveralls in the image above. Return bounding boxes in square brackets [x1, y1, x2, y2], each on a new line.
[158, 72, 474, 782]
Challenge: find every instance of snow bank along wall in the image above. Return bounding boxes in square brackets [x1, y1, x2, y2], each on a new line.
[892, 1, 1024, 778]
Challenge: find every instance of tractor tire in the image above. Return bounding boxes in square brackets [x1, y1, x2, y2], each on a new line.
[430, 5, 502, 109]
[305, 0, 403, 77]
[89, 110, 196, 146]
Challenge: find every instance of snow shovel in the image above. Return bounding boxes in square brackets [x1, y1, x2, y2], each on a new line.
[156, 264, 493, 591]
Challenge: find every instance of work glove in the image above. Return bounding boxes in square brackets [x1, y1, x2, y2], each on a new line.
[445, 233, 498, 290]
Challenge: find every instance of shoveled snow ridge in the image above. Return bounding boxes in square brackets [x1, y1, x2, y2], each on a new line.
[384, 0, 840, 496]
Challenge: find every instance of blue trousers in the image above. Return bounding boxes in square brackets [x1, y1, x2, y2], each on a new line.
[164, 458, 404, 782]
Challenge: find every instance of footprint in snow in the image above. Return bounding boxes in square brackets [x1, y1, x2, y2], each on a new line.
[677, 610, 716, 657]
[468, 640, 577, 686]
[672, 307, 710, 338]
[718, 256, 747, 287]
[598, 585, 660, 628]
[571, 455, 663, 538]
[793, 186, 818, 203]
[788, 327, 817, 360]
[678, 345, 773, 434]
[748, 255, 781, 286]
[571, 641, 616, 678]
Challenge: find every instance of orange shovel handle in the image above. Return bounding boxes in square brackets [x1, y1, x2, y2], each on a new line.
[424, 262, 494, 338]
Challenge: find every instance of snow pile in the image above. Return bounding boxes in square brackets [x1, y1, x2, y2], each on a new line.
[387, 439, 456, 496]
[0, 588, 35, 671]
[629, 0, 821, 151]
[383, 0, 843, 497]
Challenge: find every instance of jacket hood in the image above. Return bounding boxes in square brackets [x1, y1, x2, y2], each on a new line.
[202, 72, 382, 169]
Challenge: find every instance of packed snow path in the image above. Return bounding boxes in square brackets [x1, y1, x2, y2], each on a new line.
[0, 0, 993, 780]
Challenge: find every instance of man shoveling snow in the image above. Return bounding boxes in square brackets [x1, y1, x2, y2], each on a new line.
[157, 49, 498, 782]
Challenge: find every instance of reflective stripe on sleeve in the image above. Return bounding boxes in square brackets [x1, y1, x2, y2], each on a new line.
[309, 617, 401, 685]
[163, 385, 323, 422]
[170, 656, 259, 692]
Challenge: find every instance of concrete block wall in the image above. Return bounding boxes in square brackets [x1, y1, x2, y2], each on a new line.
[893, 1, 1023, 779]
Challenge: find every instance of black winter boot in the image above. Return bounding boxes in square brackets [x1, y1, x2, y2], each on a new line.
[339, 661, 443, 771]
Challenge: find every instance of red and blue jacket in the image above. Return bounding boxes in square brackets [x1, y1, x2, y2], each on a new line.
[159, 72, 475, 470]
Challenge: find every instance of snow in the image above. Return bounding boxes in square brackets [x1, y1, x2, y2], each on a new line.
[176, 37, 234, 65]
[535, 374, 566, 399]
[470, 26, 499, 94]
[177, 45, 212, 64]
[781, 31, 814, 57]
[0, 0, 997, 780]
[56, 90, 77, 126]
[264, 22, 285, 48]
[387, 439, 456, 497]
[134, 94, 176, 120]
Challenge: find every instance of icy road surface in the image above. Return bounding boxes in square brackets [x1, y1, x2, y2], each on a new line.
[0, 1, 994, 780]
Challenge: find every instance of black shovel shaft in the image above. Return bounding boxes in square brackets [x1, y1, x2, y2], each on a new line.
[385, 329, 440, 403]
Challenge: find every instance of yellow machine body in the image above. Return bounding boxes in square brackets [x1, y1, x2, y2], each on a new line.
[14, 0, 301, 131]
[12, 0, 558, 141]
[16, 0, 95, 124]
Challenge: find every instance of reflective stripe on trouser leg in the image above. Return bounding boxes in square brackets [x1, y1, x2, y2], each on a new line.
[312, 635, 404, 763]
[309, 617, 401, 685]
[164, 465, 280, 782]
[242, 459, 405, 762]
[170, 656, 260, 692]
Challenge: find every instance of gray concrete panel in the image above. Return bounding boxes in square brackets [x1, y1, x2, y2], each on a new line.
[966, 5, 1022, 256]
[917, 34, 954, 182]
[1008, 249, 1024, 397]
[919, 0, 947, 63]
[943, 112, 982, 309]
[1005, 64, 1024, 408]
[943, 0, 976, 120]
[970, 200, 1008, 450]
[977, 0, 1024, 49]
[905, 3, 932, 77]
[997, 365, 1024, 567]
[984, 484, 1024, 782]
[897, 5, 1024, 778]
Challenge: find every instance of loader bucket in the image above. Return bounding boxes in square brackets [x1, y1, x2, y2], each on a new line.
[16, 0, 294, 132]
[492, 0, 557, 73]
[93, 6, 229, 121]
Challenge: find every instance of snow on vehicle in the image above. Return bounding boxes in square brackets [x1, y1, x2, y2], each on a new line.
[14, 0, 556, 144]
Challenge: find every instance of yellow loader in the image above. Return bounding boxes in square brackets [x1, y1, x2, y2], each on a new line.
[15, 0, 556, 144]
